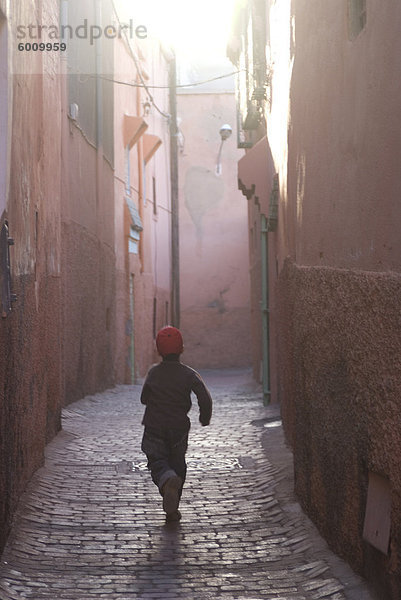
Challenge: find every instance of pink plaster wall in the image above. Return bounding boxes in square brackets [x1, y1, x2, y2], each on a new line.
[238, 137, 278, 388]
[0, 0, 172, 558]
[286, 0, 401, 271]
[61, 115, 116, 403]
[272, 1, 401, 596]
[113, 37, 172, 381]
[231, 0, 401, 594]
[0, 14, 8, 218]
[178, 92, 252, 369]
[0, 0, 62, 553]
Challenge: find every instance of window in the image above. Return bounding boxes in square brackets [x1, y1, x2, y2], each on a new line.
[348, 0, 367, 40]
[129, 227, 140, 254]
[231, 2, 267, 148]
[126, 197, 143, 255]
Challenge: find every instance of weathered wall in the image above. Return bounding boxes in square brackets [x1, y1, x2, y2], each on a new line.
[278, 260, 401, 598]
[113, 35, 172, 383]
[0, 0, 62, 552]
[178, 92, 252, 369]
[273, 1, 401, 597]
[61, 0, 116, 403]
[230, 0, 401, 595]
[0, 13, 7, 217]
[287, 0, 401, 272]
[61, 137, 115, 402]
[237, 136, 278, 389]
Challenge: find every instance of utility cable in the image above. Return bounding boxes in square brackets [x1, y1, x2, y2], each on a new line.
[110, 1, 243, 117]
[111, 0, 170, 119]
[97, 70, 243, 90]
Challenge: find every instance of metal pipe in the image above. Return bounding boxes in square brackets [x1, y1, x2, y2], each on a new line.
[261, 213, 271, 405]
[136, 78, 144, 272]
[169, 53, 180, 328]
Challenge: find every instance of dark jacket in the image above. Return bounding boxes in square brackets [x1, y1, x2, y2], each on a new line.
[140, 359, 213, 432]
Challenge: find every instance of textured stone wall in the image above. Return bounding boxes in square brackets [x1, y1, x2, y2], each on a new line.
[277, 259, 401, 598]
[0, 0, 63, 551]
[61, 217, 116, 403]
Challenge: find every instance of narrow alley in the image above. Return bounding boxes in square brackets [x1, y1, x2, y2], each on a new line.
[0, 370, 375, 600]
[1, 0, 401, 598]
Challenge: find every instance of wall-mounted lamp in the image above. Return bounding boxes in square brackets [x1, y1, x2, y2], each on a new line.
[216, 123, 232, 176]
[69, 103, 79, 121]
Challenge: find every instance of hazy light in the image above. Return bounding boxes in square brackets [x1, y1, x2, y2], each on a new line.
[118, 0, 238, 61]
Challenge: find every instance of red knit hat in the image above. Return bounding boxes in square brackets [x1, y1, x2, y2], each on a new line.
[156, 326, 184, 356]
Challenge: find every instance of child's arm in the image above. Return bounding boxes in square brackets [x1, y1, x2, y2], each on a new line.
[140, 365, 157, 405]
[191, 373, 213, 426]
[140, 382, 151, 405]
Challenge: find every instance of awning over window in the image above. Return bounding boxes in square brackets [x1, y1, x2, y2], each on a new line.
[123, 115, 148, 149]
[143, 134, 162, 164]
[126, 197, 143, 232]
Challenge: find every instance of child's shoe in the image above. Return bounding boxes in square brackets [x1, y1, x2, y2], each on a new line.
[162, 475, 182, 516]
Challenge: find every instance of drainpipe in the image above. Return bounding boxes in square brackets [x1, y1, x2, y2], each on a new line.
[261, 213, 270, 405]
[136, 79, 145, 273]
[169, 53, 180, 328]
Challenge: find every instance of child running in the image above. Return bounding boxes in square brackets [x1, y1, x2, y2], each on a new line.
[140, 326, 213, 522]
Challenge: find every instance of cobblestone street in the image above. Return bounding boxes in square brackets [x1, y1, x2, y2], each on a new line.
[0, 369, 376, 600]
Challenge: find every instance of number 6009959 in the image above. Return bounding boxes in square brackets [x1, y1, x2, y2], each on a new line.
[18, 42, 67, 51]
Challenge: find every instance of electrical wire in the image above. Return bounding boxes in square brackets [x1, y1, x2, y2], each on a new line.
[111, 0, 170, 119]
[110, 0, 242, 118]
[96, 70, 242, 90]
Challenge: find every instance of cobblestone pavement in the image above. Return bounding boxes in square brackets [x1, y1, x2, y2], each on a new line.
[0, 369, 377, 600]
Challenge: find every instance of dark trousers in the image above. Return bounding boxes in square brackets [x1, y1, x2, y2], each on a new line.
[141, 427, 189, 497]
